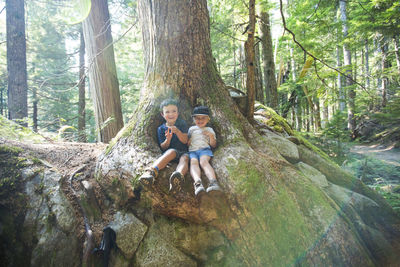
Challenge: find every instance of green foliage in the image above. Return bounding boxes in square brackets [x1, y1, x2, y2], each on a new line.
[375, 187, 400, 216]
[343, 156, 400, 185]
[316, 111, 350, 164]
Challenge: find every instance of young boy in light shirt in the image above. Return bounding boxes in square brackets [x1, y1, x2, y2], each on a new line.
[188, 106, 222, 196]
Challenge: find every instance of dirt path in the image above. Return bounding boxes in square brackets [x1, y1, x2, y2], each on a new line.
[350, 143, 400, 167]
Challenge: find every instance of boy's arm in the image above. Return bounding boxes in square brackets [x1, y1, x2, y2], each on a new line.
[160, 137, 172, 150]
[204, 127, 217, 148]
[175, 129, 188, 144]
[208, 132, 217, 148]
[170, 122, 189, 144]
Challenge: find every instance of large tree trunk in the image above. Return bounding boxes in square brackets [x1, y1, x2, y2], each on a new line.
[82, 0, 123, 143]
[95, 0, 400, 266]
[260, 11, 278, 110]
[78, 28, 87, 143]
[6, 0, 28, 125]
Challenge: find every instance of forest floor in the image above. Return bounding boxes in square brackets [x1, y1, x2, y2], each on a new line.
[0, 138, 106, 176]
[350, 143, 400, 167]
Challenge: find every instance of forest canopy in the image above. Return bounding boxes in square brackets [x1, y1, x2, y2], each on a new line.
[0, 0, 399, 143]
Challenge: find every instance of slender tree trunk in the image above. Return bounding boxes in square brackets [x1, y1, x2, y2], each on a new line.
[245, 0, 256, 119]
[78, 28, 87, 142]
[260, 11, 278, 110]
[314, 97, 321, 131]
[340, 0, 355, 136]
[336, 45, 345, 111]
[394, 35, 400, 75]
[240, 45, 246, 91]
[82, 0, 123, 143]
[290, 47, 296, 81]
[296, 96, 302, 131]
[233, 44, 237, 89]
[322, 98, 329, 128]
[380, 38, 388, 108]
[365, 39, 371, 89]
[1, 86, 4, 116]
[255, 43, 264, 103]
[32, 86, 38, 132]
[6, 0, 28, 125]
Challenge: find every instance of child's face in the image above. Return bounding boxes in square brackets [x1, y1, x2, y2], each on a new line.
[161, 104, 179, 125]
[193, 115, 210, 128]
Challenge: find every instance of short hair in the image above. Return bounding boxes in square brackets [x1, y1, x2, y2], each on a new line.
[160, 98, 179, 111]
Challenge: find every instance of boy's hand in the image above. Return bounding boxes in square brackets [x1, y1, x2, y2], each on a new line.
[202, 130, 216, 148]
[202, 130, 213, 138]
[168, 126, 180, 134]
[165, 127, 173, 140]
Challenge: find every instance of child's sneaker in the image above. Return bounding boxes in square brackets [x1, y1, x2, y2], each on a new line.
[139, 167, 158, 186]
[206, 180, 222, 193]
[194, 182, 205, 196]
[169, 171, 183, 193]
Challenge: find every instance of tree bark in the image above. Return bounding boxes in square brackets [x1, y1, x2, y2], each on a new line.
[32, 86, 38, 132]
[78, 28, 87, 143]
[245, 0, 256, 119]
[260, 11, 278, 110]
[255, 42, 264, 103]
[6, 0, 28, 125]
[0, 87, 4, 116]
[380, 38, 389, 108]
[364, 39, 371, 89]
[340, 0, 356, 136]
[82, 0, 123, 143]
[394, 35, 400, 75]
[336, 45, 345, 111]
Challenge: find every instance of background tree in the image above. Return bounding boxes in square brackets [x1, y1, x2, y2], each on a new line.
[6, 0, 28, 125]
[78, 27, 86, 142]
[82, 0, 123, 143]
[260, 9, 278, 110]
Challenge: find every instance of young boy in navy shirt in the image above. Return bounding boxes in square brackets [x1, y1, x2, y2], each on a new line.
[139, 99, 189, 193]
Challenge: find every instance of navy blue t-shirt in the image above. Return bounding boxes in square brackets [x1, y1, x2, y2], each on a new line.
[157, 117, 188, 153]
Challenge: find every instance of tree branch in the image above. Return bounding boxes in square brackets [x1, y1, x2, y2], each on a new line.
[279, 0, 367, 91]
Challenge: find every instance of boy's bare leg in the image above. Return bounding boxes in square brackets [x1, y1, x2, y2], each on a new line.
[176, 154, 189, 175]
[199, 156, 216, 182]
[190, 158, 202, 184]
[190, 158, 206, 196]
[153, 149, 176, 171]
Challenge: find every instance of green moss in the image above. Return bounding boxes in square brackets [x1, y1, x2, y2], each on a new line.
[0, 145, 25, 201]
[0, 115, 45, 142]
[225, 159, 338, 266]
[254, 103, 333, 163]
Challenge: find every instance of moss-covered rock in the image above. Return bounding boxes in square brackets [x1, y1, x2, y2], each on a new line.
[0, 115, 45, 143]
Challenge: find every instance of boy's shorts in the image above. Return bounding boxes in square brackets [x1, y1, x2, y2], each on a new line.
[189, 148, 213, 161]
[165, 149, 188, 162]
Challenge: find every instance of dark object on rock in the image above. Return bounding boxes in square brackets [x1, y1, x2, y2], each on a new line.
[354, 118, 383, 140]
[286, 136, 301, 145]
[92, 226, 117, 267]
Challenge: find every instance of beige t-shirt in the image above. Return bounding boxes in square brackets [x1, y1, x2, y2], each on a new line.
[188, 126, 216, 152]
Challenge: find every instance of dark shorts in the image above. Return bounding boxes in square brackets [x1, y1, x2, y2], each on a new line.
[189, 148, 213, 161]
[165, 149, 189, 162]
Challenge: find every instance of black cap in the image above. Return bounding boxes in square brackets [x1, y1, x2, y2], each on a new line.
[192, 106, 210, 117]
